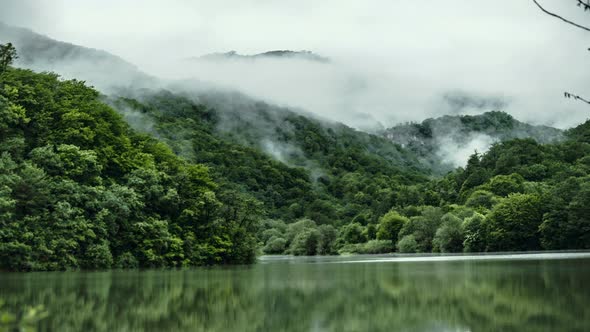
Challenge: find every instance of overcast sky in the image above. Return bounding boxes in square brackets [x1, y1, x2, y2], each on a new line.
[1, 0, 589, 129]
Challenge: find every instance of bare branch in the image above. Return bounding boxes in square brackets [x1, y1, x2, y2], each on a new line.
[577, 0, 590, 11]
[532, 0, 590, 32]
[565, 91, 590, 105]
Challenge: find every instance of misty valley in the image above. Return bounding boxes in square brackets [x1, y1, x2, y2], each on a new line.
[0, 1, 590, 331]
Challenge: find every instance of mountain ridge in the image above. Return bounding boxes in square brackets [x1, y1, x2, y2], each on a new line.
[1, 24, 590, 270]
[0, 22, 155, 91]
[382, 111, 563, 173]
[193, 50, 330, 63]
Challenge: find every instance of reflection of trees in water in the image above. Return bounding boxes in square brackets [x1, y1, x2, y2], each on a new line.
[0, 260, 588, 332]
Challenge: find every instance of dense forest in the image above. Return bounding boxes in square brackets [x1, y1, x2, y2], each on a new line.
[108, 87, 590, 257]
[383, 111, 564, 173]
[0, 64, 259, 271]
[0, 38, 589, 271]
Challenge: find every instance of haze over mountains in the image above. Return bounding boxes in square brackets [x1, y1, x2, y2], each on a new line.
[2, 2, 590, 270]
[383, 111, 564, 171]
[195, 50, 329, 63]
[0, 22, 571, 169]
[2, 1, 589, 131]
[0, 22, 153, 92]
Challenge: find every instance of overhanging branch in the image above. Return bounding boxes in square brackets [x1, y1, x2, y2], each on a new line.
[532, 0, 590, 32]
[577, 0, 590, 11]
[565, 91, 590, 105]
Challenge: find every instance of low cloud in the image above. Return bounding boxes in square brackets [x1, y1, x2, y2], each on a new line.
[436, 133, 498, 168]
[2, 0, 589, 131]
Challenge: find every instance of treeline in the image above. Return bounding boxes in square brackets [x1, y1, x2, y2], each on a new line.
[110, 91, 428, 228]
[0, 67, 258, 271]
[1, 44, 589, 270]
[113, 86, 590, 256]
[258, 135, 590, 255]
[382, 111, 564, 174]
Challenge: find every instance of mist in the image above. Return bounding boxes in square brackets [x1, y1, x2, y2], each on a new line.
[1, 0, 589, 131]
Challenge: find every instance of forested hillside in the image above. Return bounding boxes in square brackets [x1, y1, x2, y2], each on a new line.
[416, 130, 590, 252]
[108, 89, 428, 226]
[383, 111, 564, 173]
[0, 23, 588, 271]
[106, 88, 590, 256]
[0, 67, 259, 271]
[252, 134, 590, 255]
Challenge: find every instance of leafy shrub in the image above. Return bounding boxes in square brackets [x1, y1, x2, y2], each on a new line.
[397, 235, 419, 253]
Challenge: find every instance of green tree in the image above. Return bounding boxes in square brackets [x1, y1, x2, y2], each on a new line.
[317, 224, 338, 255]
[397, 235, 418, 253]
[488, 174, 525, 197]
[0, 43, 18, 73]
[376, 211, 408, 245]
[488, 194, 544, 251]
[288, 228, 320, 256]
[339, 222, 366, 244]
[462, 213, 489, 252]
[432, 213, 464, 253]
[465, 190, 497, 210]
[285, 218, 317, 245]
[398, 206, 443, 252]
[263, 236, 287, 254]
[566, 182, 590, 248]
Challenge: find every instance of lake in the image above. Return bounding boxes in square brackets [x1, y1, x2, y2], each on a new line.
[1, 252, 589, 331]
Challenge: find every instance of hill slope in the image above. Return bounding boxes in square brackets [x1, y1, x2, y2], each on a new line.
[0, 67, 258, 271]
[107, 88, 429, 226]
[0, 23, 431, 226]
[1, 26, 587, 262]
[383, 111, 563, 172]
[0, 22, 154, 91]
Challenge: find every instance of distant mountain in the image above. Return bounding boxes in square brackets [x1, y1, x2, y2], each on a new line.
[382, 111, 564, 173]
[3, 24, 590, 265]
[194, 50, 329, 63]
[107, 87, 429, 224]
[0, 22, 155, 91]
[0, 23, 428, 222]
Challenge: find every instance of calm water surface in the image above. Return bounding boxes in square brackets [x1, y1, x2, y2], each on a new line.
[1, 252, 589, 332]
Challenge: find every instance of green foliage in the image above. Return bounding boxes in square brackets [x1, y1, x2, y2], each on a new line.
[263, 236, 287, 254]
[566, 181, 590, 248]
[260, 229, 283, 244]
[397, 235, 419, 253]
[288, 228, 320, 256]
[384, 111, 563, 174]
[1, 59, 589, 268]
[0, 43, 18, 73]
[465, 190, 497, 210]
[110, 76, 590, 257]
[317, 225, 338, 255]
[0, 68, 260, 270]
[488, 194, 544, 251]
[82, 242, 114, 269]
[363, 223, 377, 240]
[109, 90, 429, 230]
[487, 174, 525, 197]
[285, 219, 317, 244]
[376, 211, 407, 244]
[432, 213, 464, 253]
[462, 213, 489, 252]
[398, 206, 443, 252]
[339, 222, 366, 244]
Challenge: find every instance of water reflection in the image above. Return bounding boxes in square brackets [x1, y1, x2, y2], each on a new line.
[0, 255, 589, 332]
